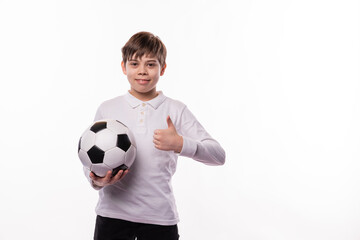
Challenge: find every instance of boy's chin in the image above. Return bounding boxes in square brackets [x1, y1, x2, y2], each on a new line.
[130, 88, 158, 97]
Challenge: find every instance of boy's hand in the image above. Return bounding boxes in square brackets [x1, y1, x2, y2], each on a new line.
[153, 116, 183, 153]
[90, 170, 128, 188]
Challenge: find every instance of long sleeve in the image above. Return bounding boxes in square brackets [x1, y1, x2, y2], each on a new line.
[177, 106, 226, 166]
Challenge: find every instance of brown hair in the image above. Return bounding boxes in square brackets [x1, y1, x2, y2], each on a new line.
[122, 31, 167, 68]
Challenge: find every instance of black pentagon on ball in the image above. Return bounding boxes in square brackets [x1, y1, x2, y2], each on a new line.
[117, 134, 131, 152]
[111, 164, 128, 177]
[87, 145, 105, 164]
[90, 121, 107, 133]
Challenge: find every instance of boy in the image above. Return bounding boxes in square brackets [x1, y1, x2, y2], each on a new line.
[84, 31, 226, 240]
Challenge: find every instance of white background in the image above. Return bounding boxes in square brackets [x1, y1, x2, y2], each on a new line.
[0, 0, 359, 239]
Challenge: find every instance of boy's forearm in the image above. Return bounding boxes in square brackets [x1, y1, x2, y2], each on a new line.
[180, 137, 226, 166]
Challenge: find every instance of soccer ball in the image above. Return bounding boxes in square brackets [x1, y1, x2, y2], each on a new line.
[78, 119, 136, 177]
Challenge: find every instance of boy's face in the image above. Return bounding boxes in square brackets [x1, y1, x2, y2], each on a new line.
[121, 54, 166, 101]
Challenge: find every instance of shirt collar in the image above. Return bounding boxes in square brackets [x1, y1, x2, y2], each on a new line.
[125, 91, 166, 109]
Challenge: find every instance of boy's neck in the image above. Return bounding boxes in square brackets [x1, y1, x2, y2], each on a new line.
[129, 89, 159, 102]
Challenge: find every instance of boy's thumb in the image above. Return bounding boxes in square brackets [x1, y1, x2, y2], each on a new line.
[167, 116, 175, 129]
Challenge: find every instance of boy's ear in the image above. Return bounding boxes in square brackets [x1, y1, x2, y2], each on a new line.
[160, 64, 167, 76]
[121, 61, 127, 75]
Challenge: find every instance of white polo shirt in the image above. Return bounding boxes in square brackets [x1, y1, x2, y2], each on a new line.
[84, 91, 225, 225]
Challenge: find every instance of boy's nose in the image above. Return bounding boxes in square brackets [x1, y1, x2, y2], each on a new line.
[138, 66, 147, 75]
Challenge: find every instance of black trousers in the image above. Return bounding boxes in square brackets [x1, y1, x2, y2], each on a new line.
[94, 215, 180, 240]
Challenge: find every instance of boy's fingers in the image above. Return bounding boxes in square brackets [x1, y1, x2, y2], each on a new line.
[90, 171, 99, 181]
[120, 170, 129, 180]
[103, 170, 112, 183]
[112, 170, 124, 181]
[167, 116, 175, 129]
[111, 170, 128, 183]
[153, 141, 161, 149]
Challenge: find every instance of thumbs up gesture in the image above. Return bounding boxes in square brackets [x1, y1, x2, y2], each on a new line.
[153, 116, 183, 153]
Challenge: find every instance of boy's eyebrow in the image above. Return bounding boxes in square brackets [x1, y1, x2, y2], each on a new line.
[128, 59, 158, 63]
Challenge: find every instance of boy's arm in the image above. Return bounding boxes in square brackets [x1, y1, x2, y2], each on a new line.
[153, 106, 225, 165]
[180, 137, 225, 166]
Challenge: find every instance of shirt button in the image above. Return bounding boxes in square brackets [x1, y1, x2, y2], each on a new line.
[140, 119, 144, 123]
[141, 112, 144, 115]
[142, 103, 146, 107]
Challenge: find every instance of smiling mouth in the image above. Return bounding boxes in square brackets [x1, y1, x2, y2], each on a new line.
[135, 79, 151, 84]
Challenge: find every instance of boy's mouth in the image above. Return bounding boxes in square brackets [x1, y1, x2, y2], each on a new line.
[135, 79, 150, 84]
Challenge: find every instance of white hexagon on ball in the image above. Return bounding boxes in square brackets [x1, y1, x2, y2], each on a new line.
[125, 145, 136, 167]
[95, 129, 117, 151]
[78, 149, 92, 169]
[80, 131, 96, 151]
[104, 147, 127, 169]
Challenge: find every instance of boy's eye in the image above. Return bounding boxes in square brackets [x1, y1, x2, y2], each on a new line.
[147, 62, 158, 67]
[130, 62, 138, 66]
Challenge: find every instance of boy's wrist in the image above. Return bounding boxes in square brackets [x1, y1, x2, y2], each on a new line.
[175, 136, 183, 153]
[91, 180, 103, 190]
